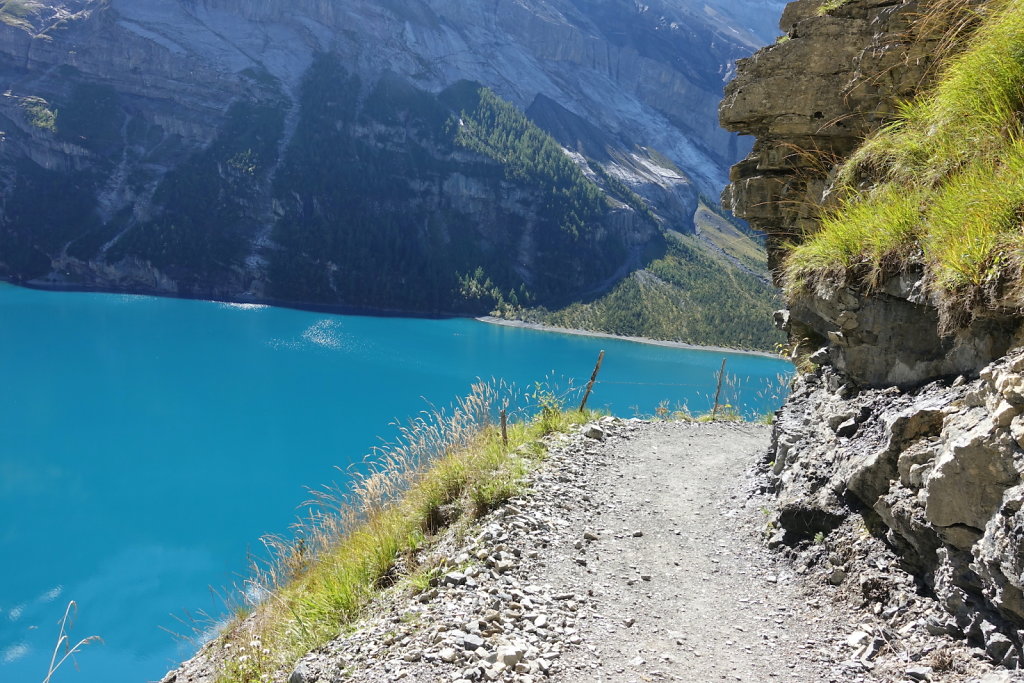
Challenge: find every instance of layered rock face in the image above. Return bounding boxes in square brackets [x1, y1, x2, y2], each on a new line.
[0, 0, 781, 313]
[722, 0, 1022, 387]
[721, 0, 942, 275]
[721, 0, 1024, 664]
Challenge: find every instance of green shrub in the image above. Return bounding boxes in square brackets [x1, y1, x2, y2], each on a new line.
[21, 97, 56, 132]
[817, 0, 852, 14]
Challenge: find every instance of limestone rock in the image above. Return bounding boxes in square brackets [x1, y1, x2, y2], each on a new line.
[722, 0, 1024, 388]
[764, 352, 1024, 660]
[923, 422, 1017, 531]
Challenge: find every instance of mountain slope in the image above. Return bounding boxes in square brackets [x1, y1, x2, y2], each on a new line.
[517, 201, 781, 349]
[0, 0, 782, 345]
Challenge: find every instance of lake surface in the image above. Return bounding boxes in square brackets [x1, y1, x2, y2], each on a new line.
[0, 283, 791, 682]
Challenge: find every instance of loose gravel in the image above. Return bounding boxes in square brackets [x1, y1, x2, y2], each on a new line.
[242, 419, 1018, 682]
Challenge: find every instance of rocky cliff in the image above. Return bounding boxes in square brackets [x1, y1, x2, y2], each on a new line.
[722, 0, 1024, 668]
[0, 0, 783, 332]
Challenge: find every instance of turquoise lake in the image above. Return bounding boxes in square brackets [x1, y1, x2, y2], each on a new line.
[0, 283, 792, 682]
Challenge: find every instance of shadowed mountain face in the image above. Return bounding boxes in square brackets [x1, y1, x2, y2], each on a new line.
[0, 0, 783, 316]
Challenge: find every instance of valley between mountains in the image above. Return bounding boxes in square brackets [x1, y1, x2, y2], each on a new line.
[164, 420, 1012, 683]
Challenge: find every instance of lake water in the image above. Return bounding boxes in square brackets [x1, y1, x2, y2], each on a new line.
[0, 283, 791, 682]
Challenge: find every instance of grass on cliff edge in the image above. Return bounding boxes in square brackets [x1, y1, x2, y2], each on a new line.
[209, 382, 598, 683]
[817, 0, 853, 14]
[785, 0, 1024, 319]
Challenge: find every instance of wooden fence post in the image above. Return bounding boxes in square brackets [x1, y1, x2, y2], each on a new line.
[711, 358, 727, 421]
[500, 408, 508, 447]
[578, 350, 606, 412]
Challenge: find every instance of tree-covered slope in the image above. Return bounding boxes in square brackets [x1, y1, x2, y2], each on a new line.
[265, 59, 633, 314]
[516, 203, 782, 350]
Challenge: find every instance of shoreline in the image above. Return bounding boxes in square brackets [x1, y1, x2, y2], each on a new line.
[1, 278, 461, 320]
[476, 316, 786, 360]
[1, 280, 784, 362]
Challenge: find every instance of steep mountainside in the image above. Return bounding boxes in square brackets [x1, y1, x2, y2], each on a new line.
[722, 0, 1024, 668]
[0, 0, 783, 346]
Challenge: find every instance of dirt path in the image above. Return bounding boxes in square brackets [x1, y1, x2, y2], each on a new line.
[271, 419, 859, 683]
[537, 420, 840, 682]
[171, 419, 1003, 683]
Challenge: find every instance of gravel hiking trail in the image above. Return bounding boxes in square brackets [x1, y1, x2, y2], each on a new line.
[170, 419, 1006, 683]
[541, 420, 839, 682]
[286, 419, 851, 683]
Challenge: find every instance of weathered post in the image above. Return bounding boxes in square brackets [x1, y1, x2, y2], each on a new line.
[711, 358, 727, 421]
[500, 408, 508, 447]
[578, 350, 606, 412]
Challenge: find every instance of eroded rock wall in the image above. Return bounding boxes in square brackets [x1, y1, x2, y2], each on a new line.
[721, 0, 1023, 387]
[768, 360, 1024, 665]
[721, 0, 948, 276]
[721, 0, 1024, 665]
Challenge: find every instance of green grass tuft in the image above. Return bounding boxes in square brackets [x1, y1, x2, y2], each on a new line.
[209, 382, 597, 682]
[785, 184, 926, 293]
[785, 0, 1024, 316]
[817, 0, 852, 15]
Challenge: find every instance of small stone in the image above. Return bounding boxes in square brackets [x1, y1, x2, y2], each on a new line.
[288, 663, 310, 683]
[444, 572, 468, 586]
[846, 631, 869, 648]
[623, 618, 636, 627]
[632, 530, 644, 538]
[494, 559, 515, 572]
[862, 637, 882, 661]
[828, 568, 847, 585]
[464, 634, 485, 651]
[497, 645, 523, 667]
[439, 648, 459, 663]
[583, 531, 599, 542]
[993, 400, 1019, 428]
[986, 632, 1013, 662]
[773, 309, 790, 332]
[640, 574, 652, 582]
[835, 418, 858, 438]
[836, 310, 859, 330]
[925, 617, 951, 636]
[906, 665, 933, 681]
[585, 425, 606, 440]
